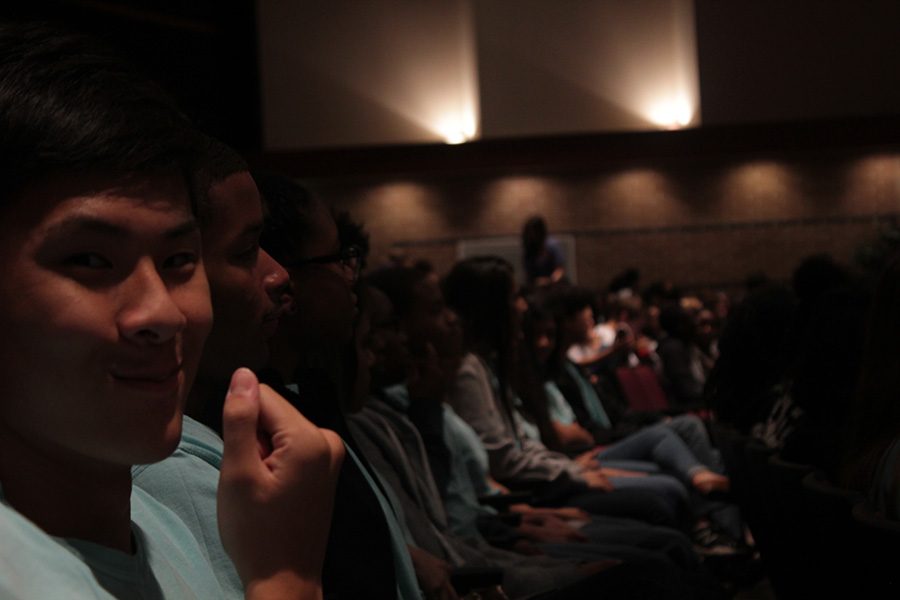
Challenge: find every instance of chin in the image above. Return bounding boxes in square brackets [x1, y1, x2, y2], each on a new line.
[122, 420, 184, 466]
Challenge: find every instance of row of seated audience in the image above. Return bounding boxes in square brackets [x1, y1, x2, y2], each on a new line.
[3, 20, 899, 600]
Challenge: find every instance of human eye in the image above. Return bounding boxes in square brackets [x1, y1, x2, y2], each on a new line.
[64, 252, 112, 269]
[163, 252, 199, 271]
[232, 242, 260, 264]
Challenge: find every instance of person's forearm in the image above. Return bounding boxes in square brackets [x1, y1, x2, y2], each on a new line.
[245, 571, 322, 600]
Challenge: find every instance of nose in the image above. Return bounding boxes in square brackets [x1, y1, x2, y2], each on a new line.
[118, 258, 187, 344]
[260, 248, 291, 303]
[444, 308, 459, 326]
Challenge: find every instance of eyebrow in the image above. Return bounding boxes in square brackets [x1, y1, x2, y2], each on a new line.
[44, 216, 199, 241]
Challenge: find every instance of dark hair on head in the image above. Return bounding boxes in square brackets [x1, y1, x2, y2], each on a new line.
[0, 22, 198, 205]
[366, 266, 429, 319]
[192, 136, 249, 225]
[658, 304, 695, 342]
[705, 283, 797, 432]
[543, 285, 596, 320]
[445, 256, 519, 428]
[443, 256, 516, 357]
[842, 258, 900, 489]
[522, 215, 548, 259]
[255, 172, 324, 265]
[792, 253, 849, 305]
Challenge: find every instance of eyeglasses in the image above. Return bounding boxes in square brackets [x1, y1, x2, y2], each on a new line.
[287, 245, 362, 282]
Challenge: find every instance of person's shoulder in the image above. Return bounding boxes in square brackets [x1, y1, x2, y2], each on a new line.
[0, 502, 114, 599]
[459, 353, 487, 376]
[129, 488, 232, 598]
[179, 415, 225, 466]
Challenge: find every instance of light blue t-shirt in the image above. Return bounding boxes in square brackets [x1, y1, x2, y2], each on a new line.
[0, 498, 114, 599]
[0, 484, 223, 600]
[544, 381, 578, 425]
[440, 404, 499, 538]
[132, 416, 243, 598]
[563, 361, 612, 429]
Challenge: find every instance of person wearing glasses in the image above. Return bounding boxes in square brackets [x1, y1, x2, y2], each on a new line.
[255, 173, 423, 599]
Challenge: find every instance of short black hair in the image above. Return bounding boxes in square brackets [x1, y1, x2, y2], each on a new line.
[543, 285, 596, 320]
[366, 266, 429, 319]
[0, 23, 198, 206]
[256, 172, 324, 265]
[192, 136, 249, 225]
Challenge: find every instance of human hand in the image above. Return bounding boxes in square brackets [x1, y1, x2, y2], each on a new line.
[408, 545, 459, 600]
[599, 467, 648, 479]
[217, 368, 344, 599]
[518, 514, 588, 543]
[582, 469, 615, 492]
[574, 448, 601, 469]
[511, 505, 591, 523]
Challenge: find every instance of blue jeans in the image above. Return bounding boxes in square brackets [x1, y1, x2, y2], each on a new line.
[597, 423, 706, 485]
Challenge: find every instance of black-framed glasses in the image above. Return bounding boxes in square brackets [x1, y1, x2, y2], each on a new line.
[287, 245, 362, 282]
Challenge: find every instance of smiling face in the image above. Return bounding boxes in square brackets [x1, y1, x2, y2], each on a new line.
[0, 173, 212, 468]
[198, 172, 291, 382]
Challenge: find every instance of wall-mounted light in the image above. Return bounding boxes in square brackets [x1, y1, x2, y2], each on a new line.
[647, 96, 694, 130]
[435, 111, 478, 144]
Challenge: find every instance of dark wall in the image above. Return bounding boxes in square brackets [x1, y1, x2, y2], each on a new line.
[695, 0, 900, 125]
[1, 0, 261, 152]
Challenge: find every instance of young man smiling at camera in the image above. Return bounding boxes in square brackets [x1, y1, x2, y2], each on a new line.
[0, 23, 342, 600]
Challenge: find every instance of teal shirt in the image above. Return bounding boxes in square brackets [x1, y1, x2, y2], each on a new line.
[544, 381, 578, 425]
[0, 497, 114, 599]
[440, 404, 499, 538]
[563, 361, 612, 429]
[141, 410, 421, 600]
[0, 484, 223, 600]
[133, 416, 243, 598]
[344, 444, 423, 600]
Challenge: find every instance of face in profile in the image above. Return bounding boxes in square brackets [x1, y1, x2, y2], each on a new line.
[531, 316, 557, 367]
[0, 173, 212, 467]
[199, 171, 291, 382]
[403, 274, 463, 362]
[567, 306, 595, 344]
[279, 203, 357, 350]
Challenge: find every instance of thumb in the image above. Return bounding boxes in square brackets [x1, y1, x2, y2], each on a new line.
[220, 367, 263, 477]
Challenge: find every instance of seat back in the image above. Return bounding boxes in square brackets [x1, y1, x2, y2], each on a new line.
[614, 365, 669, 413]
[799, 471, 864, 596]
[851, 500, 900, 595]
[761, 453, 814, 598]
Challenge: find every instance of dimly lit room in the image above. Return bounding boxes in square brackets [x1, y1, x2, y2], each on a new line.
[1, 1, 899, 598]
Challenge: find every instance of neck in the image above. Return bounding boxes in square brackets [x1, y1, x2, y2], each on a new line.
[0, 429, 133, 553]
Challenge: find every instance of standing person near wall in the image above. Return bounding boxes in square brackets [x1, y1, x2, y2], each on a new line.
[522, 216, 565, 289]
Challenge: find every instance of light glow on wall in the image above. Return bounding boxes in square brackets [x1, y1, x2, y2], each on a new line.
[260, 0, 700, 148]
[647, 95, 695, 129]
[435, 109, 478, 144]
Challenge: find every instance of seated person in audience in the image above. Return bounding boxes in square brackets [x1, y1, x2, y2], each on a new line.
[656, 305, 708, 410]
[144, 162, 414, 599]
[522, 305, 728, 492]
[367, 267, 708, 570]
[352, 280, 721, 599]
[768, 284, 869, 473]
[839, 257, 900, 520]
[704, 284, 797, 436]
[523, 300, 745, 548]
[442, 257, 725, 531]
[0, 24, 340, 599]
[254, 173, 423, 599]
